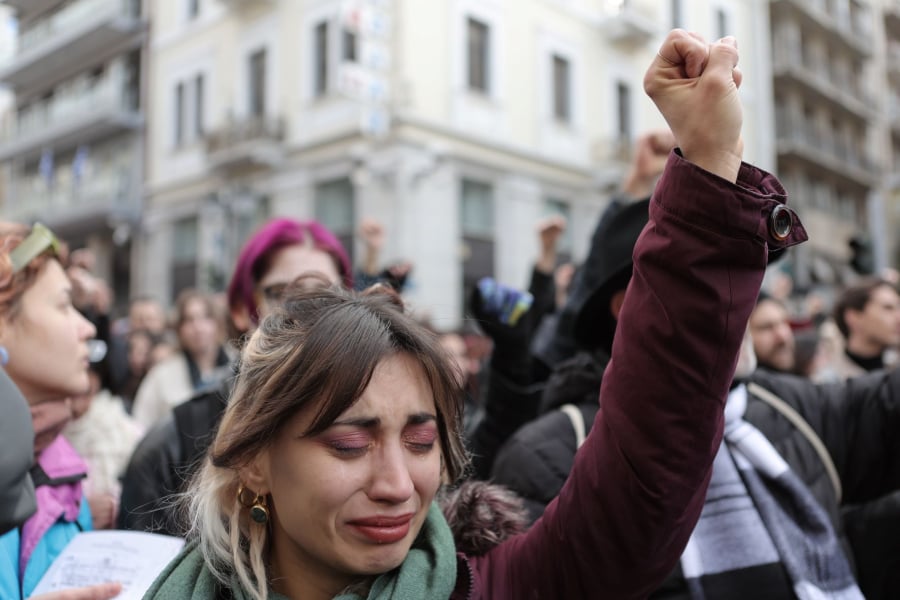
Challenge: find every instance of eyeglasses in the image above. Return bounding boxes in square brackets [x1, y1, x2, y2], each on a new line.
[257, 273, 335, 306]
[259, 282, 289, 304]
[10, 223, 61, 274]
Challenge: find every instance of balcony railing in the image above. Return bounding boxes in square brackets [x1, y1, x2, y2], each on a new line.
[775, 117, 876, 187]
[17, 0, 140, 55]
[775, 0, 873, 57]
[1, 0, 61, 21]
[0, 68, 140, 161]
[772, 52, 876, 120]
[7, 162, 134, 221]
[204, 115, 286, 172]
[597, 1, 657, 45]
[0, 0, 144, 91]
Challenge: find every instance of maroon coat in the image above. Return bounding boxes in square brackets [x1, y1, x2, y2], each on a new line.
[453, 152, 807, 600]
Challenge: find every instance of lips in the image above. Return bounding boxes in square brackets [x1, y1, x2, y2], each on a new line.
[348, 514, 414, 544]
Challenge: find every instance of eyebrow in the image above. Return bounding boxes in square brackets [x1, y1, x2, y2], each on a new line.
[331, 412, 437, 429]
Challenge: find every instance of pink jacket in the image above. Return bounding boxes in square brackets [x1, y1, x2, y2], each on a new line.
[19, 435, 88, 577]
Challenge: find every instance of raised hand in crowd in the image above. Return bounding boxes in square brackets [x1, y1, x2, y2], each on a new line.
[645, 30, 743, 182]
[358, 216, 385, 276]
[535, 215, 566, 275]
[621, 129, 676, 200]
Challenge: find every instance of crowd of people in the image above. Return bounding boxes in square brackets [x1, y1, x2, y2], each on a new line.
[2, 28, 899, 600]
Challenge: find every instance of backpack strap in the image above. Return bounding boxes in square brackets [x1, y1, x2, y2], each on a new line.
[560, 404, 587, 449]
[747, 381, 842, 504]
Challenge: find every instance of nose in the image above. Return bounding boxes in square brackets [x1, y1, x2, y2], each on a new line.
[774, 322, 792, 345]
[79, 312, 97, 340]
[367, 443, 415, 504]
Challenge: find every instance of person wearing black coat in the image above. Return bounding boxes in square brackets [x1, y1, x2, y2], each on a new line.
[489, 195, 648, 516]
[490, 349, 604, 522]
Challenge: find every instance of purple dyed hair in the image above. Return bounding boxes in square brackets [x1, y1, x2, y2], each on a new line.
[226, 218, 352, 328]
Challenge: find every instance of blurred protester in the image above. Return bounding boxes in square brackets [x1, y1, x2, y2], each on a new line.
[119, 218, 351, 535]
[0, 222, 117, 599]
[107, 295, 168, 404]
[527, 215, 571, 368]
[749, 292, 797, 373]
[66, 248, 115, 391]
[126, 295, 168, 336]
[531, 128, 675, 376]
[436, 329, 484, 438]
[490, 198, 651, 516]
[829, 277, 900, 378]
[354, 217, 413, 292]
[64, 357, 144, 530]
[0, 364, 122, 600]
[790, 326, 828, 379]
[117, 328, 172, 412]
[470, 130, 674, 481]
[131, 289, 232, 429]
[815, 278, 900, 600]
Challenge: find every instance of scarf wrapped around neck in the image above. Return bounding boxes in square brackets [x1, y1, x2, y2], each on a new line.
[679, 384, 862, 599]
[144, 502, 458, 600]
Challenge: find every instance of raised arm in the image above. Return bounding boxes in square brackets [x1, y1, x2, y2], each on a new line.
[468, 30, 807, 599]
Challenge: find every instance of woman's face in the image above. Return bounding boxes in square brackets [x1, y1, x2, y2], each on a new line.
[256, 244, 342, 319]
[0, 260, 96, 407]
[233, 243, 342, 333]
[177, 297, 219, 358]
[253, 352, 442, 594]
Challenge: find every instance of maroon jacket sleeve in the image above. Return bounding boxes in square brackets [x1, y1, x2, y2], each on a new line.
[465, 152, 807, 599]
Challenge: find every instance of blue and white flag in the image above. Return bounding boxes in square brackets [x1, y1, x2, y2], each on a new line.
[72, 144, 89, 184]
[38, 148, 54, 188]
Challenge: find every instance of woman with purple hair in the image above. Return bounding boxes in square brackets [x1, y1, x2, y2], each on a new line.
[119, 217, 351, 536]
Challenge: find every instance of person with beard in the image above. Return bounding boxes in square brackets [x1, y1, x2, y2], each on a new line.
[749, 292, 797, 373]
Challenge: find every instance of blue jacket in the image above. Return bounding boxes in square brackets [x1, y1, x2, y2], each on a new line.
[0, 498, 91, 598]
[0, 435, 93, 599]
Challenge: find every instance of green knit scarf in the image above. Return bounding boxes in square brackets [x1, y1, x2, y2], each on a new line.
[144, 503, 458, 600]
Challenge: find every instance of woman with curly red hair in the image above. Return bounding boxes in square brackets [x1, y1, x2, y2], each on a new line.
[0, 222, 122, 600]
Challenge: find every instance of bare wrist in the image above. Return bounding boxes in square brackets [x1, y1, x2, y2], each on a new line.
[682, 150, 742, 183]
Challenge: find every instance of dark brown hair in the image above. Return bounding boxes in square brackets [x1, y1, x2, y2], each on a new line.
[210, 282, 469, 483]
[833, 277, 899, 339]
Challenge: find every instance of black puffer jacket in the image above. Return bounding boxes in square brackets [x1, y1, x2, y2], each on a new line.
[489, 350, 606, 522]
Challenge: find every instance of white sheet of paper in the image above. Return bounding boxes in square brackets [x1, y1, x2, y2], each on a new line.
[31, 530, 185, 600]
